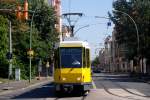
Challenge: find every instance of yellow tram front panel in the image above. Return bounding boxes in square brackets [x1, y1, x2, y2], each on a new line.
[54, 68, 91, 84]
[82, 68, 91, 83]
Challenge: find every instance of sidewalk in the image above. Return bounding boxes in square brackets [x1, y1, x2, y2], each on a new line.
[0, 77, 53, 95]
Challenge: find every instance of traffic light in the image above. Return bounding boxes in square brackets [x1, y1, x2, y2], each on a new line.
[23, 0, 28, 20]
[6, 52, 13, 60]
[16, 4, 22, 20]
[16, 0, 28, 21]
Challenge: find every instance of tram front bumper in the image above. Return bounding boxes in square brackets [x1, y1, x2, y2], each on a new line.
[55, 82, 92, 91]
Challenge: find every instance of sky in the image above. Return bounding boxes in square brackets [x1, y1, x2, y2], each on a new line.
[61, 0, 114, 60]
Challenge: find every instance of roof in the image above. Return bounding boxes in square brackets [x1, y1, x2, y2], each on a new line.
[59, 40, 90, 48]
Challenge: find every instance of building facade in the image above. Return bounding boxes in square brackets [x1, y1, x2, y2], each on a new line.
[46, 0, 62, 41]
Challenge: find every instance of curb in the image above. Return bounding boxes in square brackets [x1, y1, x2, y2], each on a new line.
[141, 79, 150, 84]
[0, 78, 53, 96]
[135, 78, 150, 85]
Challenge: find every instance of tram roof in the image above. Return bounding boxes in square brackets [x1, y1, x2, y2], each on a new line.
[59, 40, 90, 48]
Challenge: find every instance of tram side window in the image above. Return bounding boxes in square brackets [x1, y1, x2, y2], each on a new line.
[83, 48, 86, 68]
[54, 50, 57, 68]
[54, 48, 60, 68]
[86, 49, 90, 68]
[57, 48, 60, 68]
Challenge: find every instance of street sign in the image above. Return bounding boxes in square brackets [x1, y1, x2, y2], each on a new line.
[27, 49, 34, 57]
[107, 22, 111, 26]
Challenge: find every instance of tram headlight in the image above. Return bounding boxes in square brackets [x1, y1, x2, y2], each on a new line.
[77, 77, 81, 81]
[62, 77, 66, 81]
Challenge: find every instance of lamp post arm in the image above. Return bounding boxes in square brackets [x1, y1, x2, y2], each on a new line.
[74, 22, 107, 36]
[95, 16, 110, 19]
[74, 25, 90, 35]
[30, 9, 37, 49]
[112, 9, 139, 54]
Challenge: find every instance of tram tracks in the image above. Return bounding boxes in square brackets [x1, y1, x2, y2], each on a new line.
[114, 82, 150, 98]
[98, 78, 150, 100]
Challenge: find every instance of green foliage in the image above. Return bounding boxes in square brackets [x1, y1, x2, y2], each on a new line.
[0, 15, 8, 78]
[30, 1, 59, 59]
[91, 56, 100, 67]
[109, 0, 150, 60]
[0, 1, 59, 79]
[0, 15, 8, 60]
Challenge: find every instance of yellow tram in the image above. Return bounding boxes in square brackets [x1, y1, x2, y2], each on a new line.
[54, 40, 92, 93]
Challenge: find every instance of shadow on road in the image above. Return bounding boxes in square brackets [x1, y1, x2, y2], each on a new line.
[12, 83, 55, 99]
[12, 83, 85, 99]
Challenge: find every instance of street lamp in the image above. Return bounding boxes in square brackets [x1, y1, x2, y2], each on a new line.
[95, 10, 140, 72]
[112, 9, 140, 73]
[112, 9, 139, 57]
[28, 8, 38, 83]
[74, 23, 107, 36]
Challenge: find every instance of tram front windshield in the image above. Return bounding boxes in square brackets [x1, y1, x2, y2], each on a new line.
[60, 47, 82, 68]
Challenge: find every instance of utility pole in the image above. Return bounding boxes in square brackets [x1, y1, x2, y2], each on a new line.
[4, 21, 13, 90]
[9, 21, 12, 79]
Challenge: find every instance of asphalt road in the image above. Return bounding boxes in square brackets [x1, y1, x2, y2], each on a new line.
[92, 73, 150, 100]
[0, 73, 150, 100]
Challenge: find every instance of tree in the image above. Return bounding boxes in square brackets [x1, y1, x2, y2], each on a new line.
[30, 0, 59, 60]
[0, 0, 59, 79]
[91, 56, 100, 67]
[0, 15, 8, 78]
[109, 0, 150, 60]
